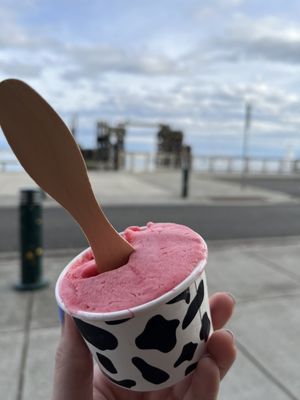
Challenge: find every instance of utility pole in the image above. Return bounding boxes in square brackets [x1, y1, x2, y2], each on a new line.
[241, 102, 252, 189]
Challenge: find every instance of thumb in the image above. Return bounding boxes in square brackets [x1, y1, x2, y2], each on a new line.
[52, 313, 94, 400]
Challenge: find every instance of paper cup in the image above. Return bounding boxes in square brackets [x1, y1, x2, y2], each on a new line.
[55, 242, 212, 392]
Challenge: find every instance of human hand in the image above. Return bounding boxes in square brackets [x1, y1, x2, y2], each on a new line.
[52, 292, 236, 400]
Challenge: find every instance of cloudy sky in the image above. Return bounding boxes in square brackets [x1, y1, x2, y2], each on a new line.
[1, 0, 300, 157]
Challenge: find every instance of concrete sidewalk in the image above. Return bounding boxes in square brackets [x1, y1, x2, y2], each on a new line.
[0, 170, 296, 207]
[1, 237, 300, 400]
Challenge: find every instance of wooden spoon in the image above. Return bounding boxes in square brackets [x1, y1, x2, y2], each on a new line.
[0, 79, 134, 273]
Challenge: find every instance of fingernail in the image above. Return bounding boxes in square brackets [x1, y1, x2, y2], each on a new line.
[226, 292, 236, 305]
[58, 306, 65, 326]
[225, 329, 235, 343]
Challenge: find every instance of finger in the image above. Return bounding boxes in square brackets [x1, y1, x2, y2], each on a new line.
[207, 329, 237, 380]
[52, 314, 93, 400]
[209, 292, 235, 330]
[186, 356, 220, 400]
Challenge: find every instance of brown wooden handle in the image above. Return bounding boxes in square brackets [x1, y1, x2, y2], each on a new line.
[0, 79, 134, 272]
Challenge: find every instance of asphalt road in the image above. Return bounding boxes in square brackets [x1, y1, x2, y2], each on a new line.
[223, 176, 300, 198]
[1, 203, 300, 252]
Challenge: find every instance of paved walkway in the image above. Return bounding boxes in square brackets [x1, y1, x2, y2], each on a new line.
[0, 170, 296, 207]
[1, 237, 300, 400]
[0, 170, 299, 399]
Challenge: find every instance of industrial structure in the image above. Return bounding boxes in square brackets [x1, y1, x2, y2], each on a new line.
[78, 119, 191, 170]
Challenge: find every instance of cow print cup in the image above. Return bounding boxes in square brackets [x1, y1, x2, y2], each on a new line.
[55, 243, 212, 392]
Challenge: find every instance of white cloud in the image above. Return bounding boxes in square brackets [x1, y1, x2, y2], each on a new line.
[61, 44, 181, 79]
[211, 15, 300, 64]
[194, 0, 244, 20]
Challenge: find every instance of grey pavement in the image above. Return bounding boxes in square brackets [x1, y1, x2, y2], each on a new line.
[1, 170, 300, 399]
[0, 170, 297, 207]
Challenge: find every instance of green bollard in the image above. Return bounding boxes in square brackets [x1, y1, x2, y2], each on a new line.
[14, 188, 49, 291]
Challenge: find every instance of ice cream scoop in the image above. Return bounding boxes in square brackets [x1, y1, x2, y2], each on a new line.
[59, 222, 208, 313]
[0, 79, 133, 272]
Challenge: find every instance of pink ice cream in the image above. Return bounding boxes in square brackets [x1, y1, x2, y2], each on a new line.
[59, 222, 207, 313]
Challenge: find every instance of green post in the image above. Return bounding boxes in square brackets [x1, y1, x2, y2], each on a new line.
[14, 188, 49, 291]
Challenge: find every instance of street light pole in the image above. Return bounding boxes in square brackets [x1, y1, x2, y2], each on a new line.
[241, 102, 252, 189]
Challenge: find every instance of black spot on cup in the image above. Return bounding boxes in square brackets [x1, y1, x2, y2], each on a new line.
[200, 312, 211, 342]
[174, 342, 198, 368]
[185, 362, 198, 376]
[96, 352, 118, 374]
[104, 373, 136, 388]
[74, 317, 118, 350]
[105, 318, 131, 325]
[132, 357, 170, 384]
[135, 315, 179, 353]
[167, 288, 190, 304]
[182, 280, 204, 330]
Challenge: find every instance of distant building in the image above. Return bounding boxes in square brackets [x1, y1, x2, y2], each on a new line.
[80, 120, 191, 171]
[156, 125, 185, 168]
[81, 121, 125, 170]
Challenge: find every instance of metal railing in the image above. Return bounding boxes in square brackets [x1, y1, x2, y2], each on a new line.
[123, 152, 300, 175]
[191, 155, 300, 175]
[1, 152, 300, 174]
